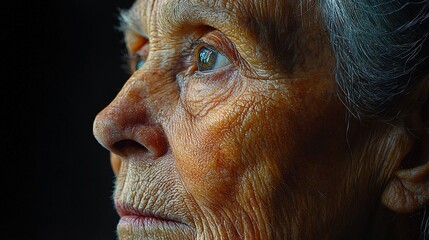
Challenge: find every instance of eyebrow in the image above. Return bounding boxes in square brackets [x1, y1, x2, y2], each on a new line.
[118, 7, 147, 38]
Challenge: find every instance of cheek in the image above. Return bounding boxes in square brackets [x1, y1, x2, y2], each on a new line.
[168, 83, 303, 206]
[170, 108, 247, 205]
[168, 75, 353, 229]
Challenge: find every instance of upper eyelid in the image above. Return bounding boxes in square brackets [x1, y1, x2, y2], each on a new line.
[191, 39, 232, 62]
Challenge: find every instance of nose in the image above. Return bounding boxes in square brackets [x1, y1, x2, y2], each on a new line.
[93, 79, 168, 158]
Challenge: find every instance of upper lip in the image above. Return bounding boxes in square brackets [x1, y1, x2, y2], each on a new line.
[115, 201, 187, 225]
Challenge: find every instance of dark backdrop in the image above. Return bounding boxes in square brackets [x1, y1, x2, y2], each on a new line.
[7, 0, 135, 239]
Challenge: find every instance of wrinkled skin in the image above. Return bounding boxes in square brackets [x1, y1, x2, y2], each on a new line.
[93, 0, 429, 239]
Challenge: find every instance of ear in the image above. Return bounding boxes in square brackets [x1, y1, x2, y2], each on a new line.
[381, 79, 429, 214]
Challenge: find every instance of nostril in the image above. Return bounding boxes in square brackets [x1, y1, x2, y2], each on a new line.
[112, 139, 148, 157]
[93, 105, 168, 158]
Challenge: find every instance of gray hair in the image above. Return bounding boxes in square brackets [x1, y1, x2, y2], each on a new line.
[319, 0, 429, 122]
[319, 1, 429, 238]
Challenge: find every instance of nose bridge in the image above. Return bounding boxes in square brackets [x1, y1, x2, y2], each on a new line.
[95, 79, 147, 142]
[111, 79, 149, 126]
[93, 74, 168, 158]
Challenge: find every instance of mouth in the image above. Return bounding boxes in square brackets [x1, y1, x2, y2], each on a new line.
[116, 203, 186, 226]
[112, 154, 195, 238]
[114, 201, 194, 238]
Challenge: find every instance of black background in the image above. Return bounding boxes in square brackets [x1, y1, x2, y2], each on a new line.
[7, 0, 135, 239]
[4, 1, 428, 240]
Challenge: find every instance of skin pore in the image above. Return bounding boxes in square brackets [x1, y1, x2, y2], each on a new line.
[93, 0, 428, 239]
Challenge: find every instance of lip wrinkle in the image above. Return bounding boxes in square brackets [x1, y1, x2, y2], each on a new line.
[115, 202, 187, 225]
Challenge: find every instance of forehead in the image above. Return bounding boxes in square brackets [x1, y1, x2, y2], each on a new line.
[130, 0, 290, 17]
[127, 0, 296, 36]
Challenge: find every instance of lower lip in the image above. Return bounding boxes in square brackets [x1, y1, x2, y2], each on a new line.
[117, 215, 194, 238]
[118, 215, 184, 228]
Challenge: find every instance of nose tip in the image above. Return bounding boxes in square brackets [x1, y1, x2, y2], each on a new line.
[92, 98, 168, 158]
[92, 110, 117, 151]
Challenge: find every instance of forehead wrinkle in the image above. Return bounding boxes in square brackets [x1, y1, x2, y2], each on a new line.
[155, 0, 257, 44]
[157, 0, 232, 27]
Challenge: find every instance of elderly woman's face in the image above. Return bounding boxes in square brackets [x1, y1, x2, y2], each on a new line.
[93, 0, 397, 239]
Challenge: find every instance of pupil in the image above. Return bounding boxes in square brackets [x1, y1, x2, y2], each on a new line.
[198, 48, 216, 71]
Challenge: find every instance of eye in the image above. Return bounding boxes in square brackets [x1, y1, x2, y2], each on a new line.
[125, 31, 149, 72]
[135, 57, 146, 70]
[134, 41, 149, 71]
[197, 47, 231, 72]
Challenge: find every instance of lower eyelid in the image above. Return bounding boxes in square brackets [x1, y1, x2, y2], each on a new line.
[194, 64, 234, 77]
